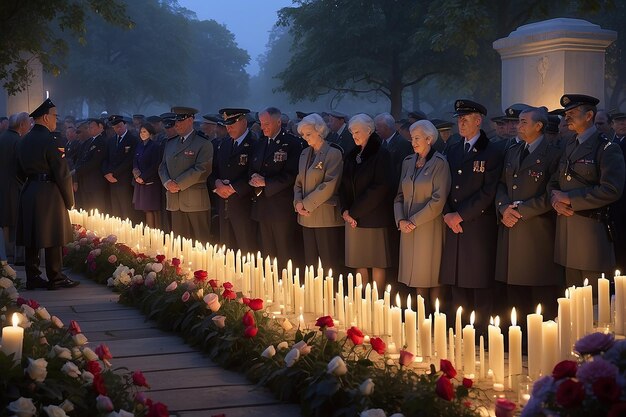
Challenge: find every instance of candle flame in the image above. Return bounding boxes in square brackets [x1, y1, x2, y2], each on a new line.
[435, 298, 440, 314]
[536, 304, 542, 315]
[470, 311, 475, 326]
[584, 278, 589, 286]
[288, 259, 292, 268]
[511, 307, 517, 327]
[565, 289, 569, 298]
[495, 315, 500, 328]
[457, 306, 462, 315]
[407, 294, 412, 310]
[328, 268, 332, 278]
[318, 257, 322, 269]
[490, 316, 494, 326]
[373, 281, 377, 291]
[12, 313, 18, 327]
[616, 270, 621, 276]
[395, 293, 401, 308]
[386, 284, 391, 293]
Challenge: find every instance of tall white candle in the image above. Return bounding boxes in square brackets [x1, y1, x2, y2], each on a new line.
[383, 285, 391, 338]
[462, 311, 475, 376]
[508, 308, 522, 388]
[479, 335, 485, 379]
[448, 328, 455, 365]
[405, 294, 417, 355]
[527, 304, 543, 379]
[455, 306, 463, 370]
[492, 316, 504, 385]
[541, 320, 559, 376]
[391, 293, 403, 351]
[1, 313, 24, 363]
[433, 298, 447, 360]
[616, 272, 625, 335]
[558, 292, 572, 360]
[583, 278, 593, 335]
[419, 315, 432, 359]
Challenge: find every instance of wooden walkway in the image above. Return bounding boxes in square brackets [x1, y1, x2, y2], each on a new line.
[17, 267, 301, 417]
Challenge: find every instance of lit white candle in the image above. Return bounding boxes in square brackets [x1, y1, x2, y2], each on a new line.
[1, 313, 24, 363]
[583, 278, 593, 335]
[391, 293, 403, 351]
[455, 306, 463, 369]
[433, 298, 447, 360]
[541, 319, 559, 376]
[405, 294, 417, 355]
[599, 274, 610, 325]
[616, 271, 625, 335]
[383, 285, 391, 339]
[462, 311, 475, 376]
[527, 304, 543, 379]
[558, 291, 572, 360]
[492, 316, 504, 386]
[508, 308, 522, 388]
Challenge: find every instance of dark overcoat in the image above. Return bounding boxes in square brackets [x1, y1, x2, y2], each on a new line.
[0, 129, 22, 227]
[74, 134, 109, 211]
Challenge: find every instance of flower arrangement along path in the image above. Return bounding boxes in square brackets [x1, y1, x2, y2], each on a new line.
[17, 266, 301, 417]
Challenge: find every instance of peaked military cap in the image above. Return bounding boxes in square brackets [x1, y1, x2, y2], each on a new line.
[159, 112, 177, 128]
[548, 108, 565, 116]
[502, 104, 531, 121]
[560, 94, 600, 111]
[408, 110, 427, 121]
[202, 114, 223, 125]
[218, 108, 250, 125]
[610, 111, 626, 120]
[546, 115, 561, 134]
[490, 115, 505, 124]
[146, 115, 162, 123]
[430, 119, 454, 131]
[108, 114, 125, 125]
[328, 110, 348, 120]
[30, 98, 56, 118]
[453, 99, 487, 117]
[171, 106, 198, 121]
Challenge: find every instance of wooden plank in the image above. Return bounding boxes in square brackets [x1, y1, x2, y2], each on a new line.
[71, 302, 134, 313]
[85, 327, 164, 342]
[102, 336, 195, 357]
[146, 385, 281, 412]
[143, 367, 248, 390]
[54, 309, 142, 321]
[112, 352, 218, 372]
[64, 317, 157, 332]
[178, 404, 301, 417]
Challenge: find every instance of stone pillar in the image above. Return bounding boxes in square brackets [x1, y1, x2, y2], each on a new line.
[493, 18, 616, 111]
[5, 53, 45, 115]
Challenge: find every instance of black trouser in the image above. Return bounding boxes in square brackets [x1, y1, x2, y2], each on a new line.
[25, 246, 63, 284]
[258, 218, 302, 267]
[219, 211, 257, 255]
[171, 210, 211, 243]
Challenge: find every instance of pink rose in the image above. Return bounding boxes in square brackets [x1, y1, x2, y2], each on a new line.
[165, 281, 178, 292]
[399, 349, 414, 366]
[107, 255, 117, 264]
[203, 293, 221, 311]
[181, 291, 190, 302]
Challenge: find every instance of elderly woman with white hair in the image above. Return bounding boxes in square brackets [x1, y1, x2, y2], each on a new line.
[339, 113, 394, 289]
[394, 120, 451, 310]
[294, 113, 345, 273]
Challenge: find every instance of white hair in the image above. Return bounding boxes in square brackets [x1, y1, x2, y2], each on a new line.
[374, 113, 396, 130]
[409, 120, 440, 145]
[9, 112, 30, 129]
[348, 113, 375, 135]
[298, 113, 329, 139]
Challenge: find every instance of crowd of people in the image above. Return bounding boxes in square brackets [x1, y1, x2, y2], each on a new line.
[0, 94, 625, 334]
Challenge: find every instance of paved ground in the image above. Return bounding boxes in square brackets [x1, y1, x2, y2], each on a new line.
[17, 267, 301, 417]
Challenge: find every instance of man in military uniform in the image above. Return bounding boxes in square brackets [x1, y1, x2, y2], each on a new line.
[610, 111, 626, 272]
[548, 94, 625, 286]
[440, 99, 504, 326]
[431, 119, 460, 155]
[16, 99, 79, 290]
[103, 115, 139, 221]
[495, 107, 564, 319]
[73, 118, 109, 213]
[249, 106, 304, 265]
[208, 108, 257, 254]
[594, 110, 614, 138]
[375, 113, 413, 188]
[327, 111, 355, 155]
[158, 107, 213, 242]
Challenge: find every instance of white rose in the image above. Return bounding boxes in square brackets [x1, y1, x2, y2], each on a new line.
[36, 307, 51, 321]
[281, 318, 293, 331]
[51, 315, 64, 328]
[72, 333, 88, 346]
[144, 263, 153, 272]
[7, 397, 36, 417]
[25, 358, 48, 382]
[131, 275, 144, 285]
[360, 409, 386, 417]
[49, 345, 72, 360]
[261, 345, 276, 359]
[277, 341, 289, 350]
[93, 248, 102, 256]
[96, 395, 114, 412]
[6, 285, 19, 301]
[196, 288, 204, 298]
[327, 356, 347, 376]
[151, 263, 163, 273]
[59, 400, 74, 413]
[359, 378, 375, 396]
[42, 405, 69, 417]
[212, 315, 226, 328]
[71, 347, 83, 359]
[146, 271, 157, 281]
[61, 361, 81, 378]
[0, 277, 13, 289]
[82, 347, 98, 361]
[81, 370, 94, 384]
[119, 273, 131, 286]
[284, 348, 300, 367]
[21, 304, 35, 318]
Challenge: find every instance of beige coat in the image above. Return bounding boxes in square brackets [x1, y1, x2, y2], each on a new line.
[394, 152, 451, 288]
[293, 141, 343, 228]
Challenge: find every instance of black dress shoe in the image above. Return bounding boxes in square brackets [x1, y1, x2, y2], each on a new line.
[48, 278, 80, 290]
[26, 277, 49, 290]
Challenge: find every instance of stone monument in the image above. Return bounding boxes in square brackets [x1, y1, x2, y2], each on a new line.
[493, 18, 616, 111]
[2, 53, 45, 116]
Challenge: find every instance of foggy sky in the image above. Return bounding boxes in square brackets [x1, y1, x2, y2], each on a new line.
[177, 0, 293, 75]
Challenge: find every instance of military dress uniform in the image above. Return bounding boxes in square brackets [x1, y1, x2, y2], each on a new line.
[73, 132, 109, 213]
[495, 136, 564, 319]
[208, 128, 257, 255]
[249, 128, 304, 265]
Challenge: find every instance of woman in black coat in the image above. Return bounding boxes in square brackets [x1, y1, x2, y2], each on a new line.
[339, 113, 394, 290]
[132, 123, 163, 229]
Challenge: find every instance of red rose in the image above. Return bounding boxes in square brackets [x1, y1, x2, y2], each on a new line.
[93, 373, 107, 395]
[223, 282, 233, 290]
[244, 325, 258, 338]
[95, 343, 112, 361]
[155, 255, 166, 263]
[347, 326, 364, 345]
[556, 379, 585, 408]
[16, 297, 27, 306]
[69, 320, 82, 335]
[462, 377, 473, 388]
[399, 349, 414, 366]
[440, 359, 457, 379]
[176, 266, 183, 275]
[370, 337, 386, 355]
[593, 377, 620, 403]
[209, 279, 219, 289]
[242, 311, 255, 327]
[85, 360, 102, 375]
[146, 401, 169, 417]
[132, 370, 150, 388]
[193, 270, 208, 282]
[222, 289, 236, 300]
[315, 315, 334, 328]
[93, 237, 100, 245]
[435, 376, 455, 401]
[171, 258, 181, 267]
[608, 403, 626, 417]
[26, 299, 40, 310]
[242, 297, 251, 305]
[552, 360, 578, 380]
[248, 298, 264, 311]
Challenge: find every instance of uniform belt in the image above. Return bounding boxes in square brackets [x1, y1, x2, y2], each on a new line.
[27, 173, 54, 182]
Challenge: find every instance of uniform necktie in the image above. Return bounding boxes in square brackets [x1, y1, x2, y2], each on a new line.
[117, 135, 123, 147]
[464, 142, 471, 153]
[231, 140, 239, 154]
[520, 144, 529, 164]
[381, 140, 388, 149]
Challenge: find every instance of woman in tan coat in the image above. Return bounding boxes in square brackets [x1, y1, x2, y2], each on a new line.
[294, 113, 345, 273]
[394, 120, 451, 310]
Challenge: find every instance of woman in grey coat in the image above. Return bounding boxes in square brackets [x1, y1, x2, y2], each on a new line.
[394, 120, 451, 310]
[294, 113, 344, 273]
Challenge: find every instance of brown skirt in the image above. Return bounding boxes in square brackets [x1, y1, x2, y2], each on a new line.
[345, 225, 391, 268]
